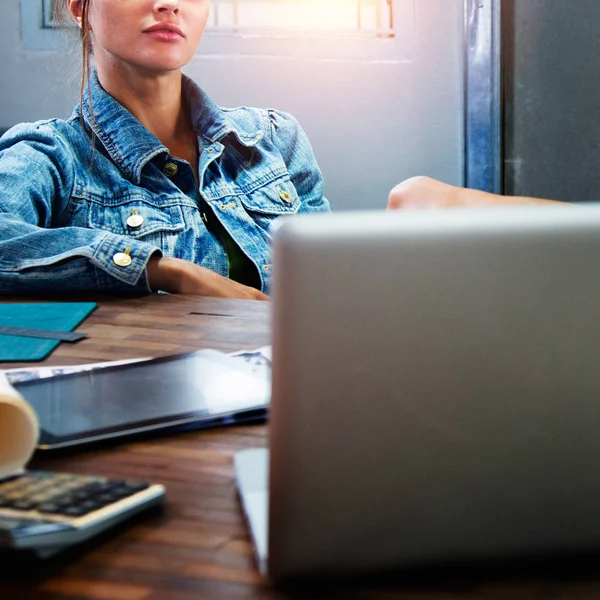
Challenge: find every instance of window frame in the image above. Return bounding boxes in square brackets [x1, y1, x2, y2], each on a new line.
[21, 0, 69, 51]
[463, 0, 502, 193]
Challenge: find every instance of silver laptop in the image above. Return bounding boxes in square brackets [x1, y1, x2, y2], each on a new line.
[235, 204, 600, 582]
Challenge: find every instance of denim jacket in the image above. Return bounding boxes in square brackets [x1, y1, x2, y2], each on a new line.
[0, 73, 329, 295]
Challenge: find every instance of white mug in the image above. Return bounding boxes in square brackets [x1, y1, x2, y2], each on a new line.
[0, 372, 39, 479]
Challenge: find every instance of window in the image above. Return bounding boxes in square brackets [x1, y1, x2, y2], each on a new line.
[207, 0, 394, 37]
[199, 0, 404, 62]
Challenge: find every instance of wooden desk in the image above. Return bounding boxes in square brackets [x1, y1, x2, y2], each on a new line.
[2, 295, 600, 599]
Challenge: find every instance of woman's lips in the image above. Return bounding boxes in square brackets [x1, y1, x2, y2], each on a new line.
[143, 24, 185, 42]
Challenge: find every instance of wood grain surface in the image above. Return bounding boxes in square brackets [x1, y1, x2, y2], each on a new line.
[1, 294, 600, 599]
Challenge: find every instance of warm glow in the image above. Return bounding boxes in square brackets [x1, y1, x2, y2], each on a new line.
[209, 0, 392, 33]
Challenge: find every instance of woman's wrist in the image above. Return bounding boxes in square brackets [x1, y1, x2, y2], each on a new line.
[146, 255, 183, 293]
[146, 256, 269, 300]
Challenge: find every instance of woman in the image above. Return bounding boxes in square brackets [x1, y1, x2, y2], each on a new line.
[0, 0, 329, 299]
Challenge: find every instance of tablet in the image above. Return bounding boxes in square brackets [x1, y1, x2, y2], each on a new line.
[13, 350, 270, 450]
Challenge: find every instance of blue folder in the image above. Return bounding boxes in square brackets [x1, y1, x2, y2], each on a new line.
[0, 303, 97, 362]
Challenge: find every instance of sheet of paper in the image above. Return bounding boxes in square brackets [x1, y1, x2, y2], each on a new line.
[3, 345, 274, 384]
[4, 357, 151, 384]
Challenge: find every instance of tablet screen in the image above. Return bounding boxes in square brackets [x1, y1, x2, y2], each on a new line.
[14, 350, 270, 449]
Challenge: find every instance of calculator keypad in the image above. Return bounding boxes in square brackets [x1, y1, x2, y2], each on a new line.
[0, 471, 149, 518]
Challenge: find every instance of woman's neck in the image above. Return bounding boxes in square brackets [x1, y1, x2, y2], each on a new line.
[96, 64, 193, 155]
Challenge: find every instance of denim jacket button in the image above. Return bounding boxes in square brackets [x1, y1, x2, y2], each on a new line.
[163, 162, 178, 177]
[126, 214, 144, 228]
[113, 250, 132, 267]
[276, 186, 293, 203]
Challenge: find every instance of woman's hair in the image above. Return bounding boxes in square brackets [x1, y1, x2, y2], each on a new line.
[54, 1, 94, 129]
[77, 0, 93, 116]
[54, 0, 97, 152]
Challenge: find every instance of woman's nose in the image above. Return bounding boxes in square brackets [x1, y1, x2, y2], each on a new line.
[154, 0, 180, 14]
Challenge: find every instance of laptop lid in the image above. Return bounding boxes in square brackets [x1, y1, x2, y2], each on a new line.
[267, 205, 600, 581]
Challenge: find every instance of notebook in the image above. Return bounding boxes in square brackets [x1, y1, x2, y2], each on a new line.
[0, 303, 97, 361]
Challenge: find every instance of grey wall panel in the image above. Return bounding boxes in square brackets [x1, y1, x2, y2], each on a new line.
[503, 0, 600, 202]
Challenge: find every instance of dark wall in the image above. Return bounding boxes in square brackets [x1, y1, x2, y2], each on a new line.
[502, 0, 600, 202]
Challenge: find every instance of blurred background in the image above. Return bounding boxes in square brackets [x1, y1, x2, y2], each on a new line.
[4, 1, 597, 209]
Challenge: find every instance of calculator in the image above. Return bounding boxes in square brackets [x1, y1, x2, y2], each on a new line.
[0, 470, 165, 556]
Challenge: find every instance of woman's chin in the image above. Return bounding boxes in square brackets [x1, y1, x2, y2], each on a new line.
[132, 59, 191, 77]
[117, 50, 194, 76]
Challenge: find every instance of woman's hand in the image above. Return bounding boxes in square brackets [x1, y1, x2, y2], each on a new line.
[387, 176, 558, 210]
[146, 256, 269, 300]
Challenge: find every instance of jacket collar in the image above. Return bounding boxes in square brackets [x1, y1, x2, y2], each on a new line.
[182, 76, 263, 147]
[77, 71, 262, 184]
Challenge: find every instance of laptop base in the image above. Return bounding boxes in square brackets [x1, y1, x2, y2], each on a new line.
[234, 448, 269, 575]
